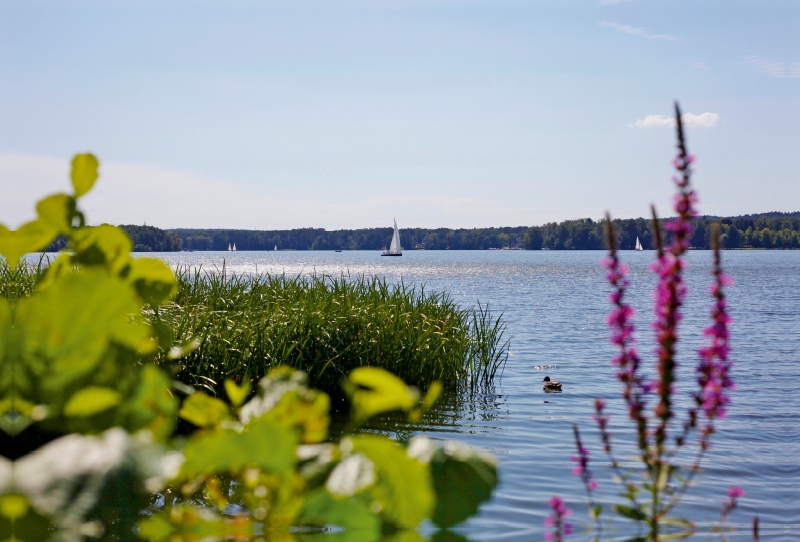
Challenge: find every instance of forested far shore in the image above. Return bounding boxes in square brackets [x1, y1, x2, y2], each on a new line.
[43, 212, 800, 252]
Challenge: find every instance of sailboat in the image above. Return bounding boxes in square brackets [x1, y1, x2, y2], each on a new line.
[233, 243, 237, 251]
[228, 243, 232, 251]
[274, 245, 278, 251]
[635, 237, 643, 251]
[381, 219, 402, 256]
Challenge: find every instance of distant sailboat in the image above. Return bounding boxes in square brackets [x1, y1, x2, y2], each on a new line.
[381, 219, 402, 257]
[233, 243, 237, 251]
[228, 243, 232, 251]
[635, 237, 643, 251]
[274, 245, 278, 251]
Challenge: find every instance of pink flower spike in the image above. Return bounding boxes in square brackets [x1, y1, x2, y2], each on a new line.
[728, 487, 745, 499]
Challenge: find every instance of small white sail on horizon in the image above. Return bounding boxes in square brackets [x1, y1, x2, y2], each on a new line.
[635, 237, 643, 251]
[381, 219, 402, 256]
[228, 243, 232, 251]
[274, 245, 278, 251]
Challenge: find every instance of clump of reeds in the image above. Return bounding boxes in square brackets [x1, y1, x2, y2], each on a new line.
[155, 267, 507, 396]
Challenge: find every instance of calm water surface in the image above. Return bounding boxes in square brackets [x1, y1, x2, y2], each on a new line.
[155, 250, 799, 541]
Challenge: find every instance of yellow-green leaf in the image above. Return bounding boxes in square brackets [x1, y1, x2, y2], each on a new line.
[127, 257, 177, 305]
[343, 367, 419, 423]
[70, 225, 132, 273]
[224, 379, 250, 408]
[0, 494, 30, 520]
[63, 386, 121, 417]
[36, 193, 73, 232]
[421, 381, 442, 411]
[0, 220, 57, 269]
[179, 392, 231, 428]
[71, 153, 99, 198]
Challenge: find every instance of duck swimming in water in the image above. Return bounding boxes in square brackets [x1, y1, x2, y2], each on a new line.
[543, 376, 562, 391]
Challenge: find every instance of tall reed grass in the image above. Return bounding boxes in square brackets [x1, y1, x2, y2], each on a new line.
[156, 267, 508, 395]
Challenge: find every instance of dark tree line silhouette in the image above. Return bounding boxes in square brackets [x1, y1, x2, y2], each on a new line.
[43, 212, 800, 252]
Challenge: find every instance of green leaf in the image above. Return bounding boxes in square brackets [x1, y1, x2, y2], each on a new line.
[343, 367, 419, 423]
[70, 153, 99, 198]
[70, 225, 132, 272]
[179, 416, 296, 477]
[0, 220, 57, 269]
[348, 435, 434, 528]
[179, 392, 231, 428]
[0, 494, 30, 520]
[300, 489, 380, 541]
[36, 193, 74, 232]
[421, 380, 442, 411]
[224, 379, 250, 408]
[127, 257, 177, 305]
[16, 270, 155, 393]
[123, 365, 177, 441]
[63, 386, 121, 417]
[428, 442, 498, 528]
[615, 504, 648, 522]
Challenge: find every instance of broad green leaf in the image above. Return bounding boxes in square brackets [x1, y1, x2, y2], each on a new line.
[0, 220, 57, 269]
[615, 504, 648, 522]
[349, 435, 434, 528]
[343, 367, 419, 423]
[300, 489, 380, 541]
[36, 193, 73, 232]
[16, 270, 155, 393]
[421, 381, 442, 411]
[179, 392, 231, 428]
[70, 153, 99, 198]
[36, 252, 75, 291]
[124, 365, 177, 441]
[179, 416, 296, 477]
[224, 379, 250, 408]
[70, 225, 132, 273]
[63, 386, 121, 417]
[127, 257, 177, 305]
[428, 441, 498, 528]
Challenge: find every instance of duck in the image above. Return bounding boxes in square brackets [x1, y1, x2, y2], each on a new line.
[542, 376, 562, 391]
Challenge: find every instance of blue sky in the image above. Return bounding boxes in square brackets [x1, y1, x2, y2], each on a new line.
[1, 1, 798, 229]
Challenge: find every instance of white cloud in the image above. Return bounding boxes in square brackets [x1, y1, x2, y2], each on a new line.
[600, 21, 675, 41]
[631, 112, 719, 129]
[744, 56, 800, 79]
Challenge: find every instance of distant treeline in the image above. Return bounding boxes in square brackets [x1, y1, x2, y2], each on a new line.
[45, 212, 800, 252]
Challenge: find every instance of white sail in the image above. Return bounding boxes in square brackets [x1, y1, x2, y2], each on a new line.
[274, 245, 277, 251]
[228, 243, 232, 251]
[635, 237, 643, 251]
[233, 243, 237, 251]
[389, 219, 401, 253]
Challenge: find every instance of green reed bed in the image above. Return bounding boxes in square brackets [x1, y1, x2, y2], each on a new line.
[156, 267, 508, 395]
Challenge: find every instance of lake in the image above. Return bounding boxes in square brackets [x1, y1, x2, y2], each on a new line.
[155, 249, 799, 541]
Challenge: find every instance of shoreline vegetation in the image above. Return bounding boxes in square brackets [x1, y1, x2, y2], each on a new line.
[158, 267, 508, 396]
[3, 261, 508, 395]
[44, 211, 800, 252]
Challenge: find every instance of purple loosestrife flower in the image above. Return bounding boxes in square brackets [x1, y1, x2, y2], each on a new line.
[571, 424, 599, 491]
[651, 103, 698, 450]
[720, 487, 745, 522]
[696, 229, 735, 442]
[544, 496, 572, 542]
[602, 219, 649, 451]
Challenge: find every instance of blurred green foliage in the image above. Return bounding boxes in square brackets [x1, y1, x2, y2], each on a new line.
[0, 154, 498, 542]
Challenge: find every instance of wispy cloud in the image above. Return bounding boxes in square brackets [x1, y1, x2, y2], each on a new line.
[744, 56, 800, 79]
[630, 112, 719, 129]
[600, 21, 675, 41]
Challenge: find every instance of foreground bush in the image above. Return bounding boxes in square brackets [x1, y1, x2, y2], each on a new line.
[0, 155, 498, 541]
[156, 268, 507, 396]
